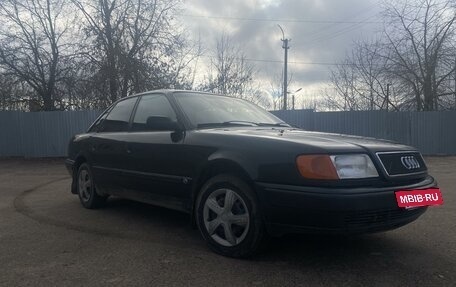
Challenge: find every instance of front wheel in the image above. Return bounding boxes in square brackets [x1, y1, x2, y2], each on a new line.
[76, 163, 107, 209]
[196, 174, 265, 258]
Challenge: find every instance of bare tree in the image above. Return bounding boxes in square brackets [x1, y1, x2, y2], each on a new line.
[327, 40, 398, 111]
[328, 0, 456, 111]
[268, 71, 300, 110]
[269, 73, 284, 110]
[382, 0, 456, 111]
[0, 72, 32, 111]
[72, 0, 193, 104]
[199, 34, 269, 106]
[327, 60, 362, 111]
[0, 0, 71, 111]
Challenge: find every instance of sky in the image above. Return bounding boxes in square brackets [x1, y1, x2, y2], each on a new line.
[178, 0, 384, 107]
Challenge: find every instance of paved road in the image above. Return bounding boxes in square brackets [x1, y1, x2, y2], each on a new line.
[0, 158, 455, 286]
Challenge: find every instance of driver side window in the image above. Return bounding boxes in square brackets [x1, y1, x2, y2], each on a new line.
[132, 94, 177, 131]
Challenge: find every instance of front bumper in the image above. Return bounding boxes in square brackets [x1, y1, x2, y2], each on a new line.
[255, 176, 437, 236]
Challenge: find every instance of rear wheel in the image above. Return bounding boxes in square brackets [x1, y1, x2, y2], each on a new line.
[196, 174, 265, 258]
[76, 163, 107, 209]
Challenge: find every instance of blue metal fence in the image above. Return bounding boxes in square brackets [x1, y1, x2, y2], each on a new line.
[0, 110, 101, 157]
[0, 109, 455, 157]
[271, 110, 456, 155]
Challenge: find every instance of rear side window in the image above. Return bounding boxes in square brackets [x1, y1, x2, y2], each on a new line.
[132, 94, 177, 131]
[99, 97, 138, 132]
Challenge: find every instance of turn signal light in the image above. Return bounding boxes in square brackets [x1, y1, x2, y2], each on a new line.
[296, 155, 339, 180]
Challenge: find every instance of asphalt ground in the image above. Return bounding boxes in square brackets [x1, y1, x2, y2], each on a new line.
[0, 157, 455, 286]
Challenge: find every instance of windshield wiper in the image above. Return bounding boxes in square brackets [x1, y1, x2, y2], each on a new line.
[197, 121, 258, 129]
[257, 122, 291, 127]
[197, 121, 291, 129]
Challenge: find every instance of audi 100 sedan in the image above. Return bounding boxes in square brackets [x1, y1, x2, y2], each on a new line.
[65, 90, 443, 257]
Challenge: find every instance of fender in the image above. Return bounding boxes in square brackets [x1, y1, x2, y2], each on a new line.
[188, 149, 258, 225]
[206, 150, 258, 180]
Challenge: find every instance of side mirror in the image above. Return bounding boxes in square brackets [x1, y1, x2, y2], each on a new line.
[146, 116, 180, 131]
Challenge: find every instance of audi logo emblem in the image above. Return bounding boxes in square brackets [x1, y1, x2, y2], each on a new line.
[400, 156, 420, 170]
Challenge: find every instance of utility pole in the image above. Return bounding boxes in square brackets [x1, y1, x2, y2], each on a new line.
[278, 25, 290, 110]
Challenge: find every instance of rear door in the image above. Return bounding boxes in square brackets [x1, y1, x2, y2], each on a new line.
[89, 96, 139, 193]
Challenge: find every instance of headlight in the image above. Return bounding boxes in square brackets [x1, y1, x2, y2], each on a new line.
[296, 154, 378, 180]
[330, 154, 379, 179]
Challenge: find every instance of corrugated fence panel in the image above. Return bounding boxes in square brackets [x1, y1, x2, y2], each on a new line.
[273, 110, 456, 155]
[313, 111, 396, 140]
[438, 111, 456, 154]
[271, 109, 314, 130]
[0, 112, 22, 156]
[1, 110, 455, 156]
[410, 111, 456, 155]
[384, 112, 412, 145]
[0, 110, 101, 157]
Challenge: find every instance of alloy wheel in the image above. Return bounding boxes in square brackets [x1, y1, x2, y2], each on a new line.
[203, 188, 250, 247]
[78, 169, 92, 202]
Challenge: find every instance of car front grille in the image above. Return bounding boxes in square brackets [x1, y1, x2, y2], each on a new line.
[344, 207, 425, 228]
[376, 151, 427, 176]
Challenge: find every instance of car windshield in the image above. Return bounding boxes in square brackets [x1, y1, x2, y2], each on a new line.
[174, 92, 288, 129]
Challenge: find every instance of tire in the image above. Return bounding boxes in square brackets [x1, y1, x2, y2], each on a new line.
[196, 174, 265, 258]
[76, 163, 107, 209]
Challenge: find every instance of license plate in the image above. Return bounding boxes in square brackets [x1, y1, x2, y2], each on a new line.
[395, 188, 443, 208]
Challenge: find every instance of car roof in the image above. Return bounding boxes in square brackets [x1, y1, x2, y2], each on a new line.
[124, 89, 230, 99]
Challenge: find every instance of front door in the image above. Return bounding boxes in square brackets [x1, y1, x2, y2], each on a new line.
[122, 94, 190, 211]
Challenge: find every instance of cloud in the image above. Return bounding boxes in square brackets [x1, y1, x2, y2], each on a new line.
[179, 0, 382, 94]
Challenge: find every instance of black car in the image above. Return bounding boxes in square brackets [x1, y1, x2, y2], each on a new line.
[65, 90, 439, 257]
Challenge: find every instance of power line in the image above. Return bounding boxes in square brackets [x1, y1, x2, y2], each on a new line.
[195, 54, 364, 66]
[179, 9, 382, 49]
[178, 14, 382, 24]
[302, 13, 381, 47]
[302, 3, 379, 38]
[244, 58, 360, 66]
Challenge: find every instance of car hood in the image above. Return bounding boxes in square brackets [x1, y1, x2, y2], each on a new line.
[196, 127, 414, 153]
